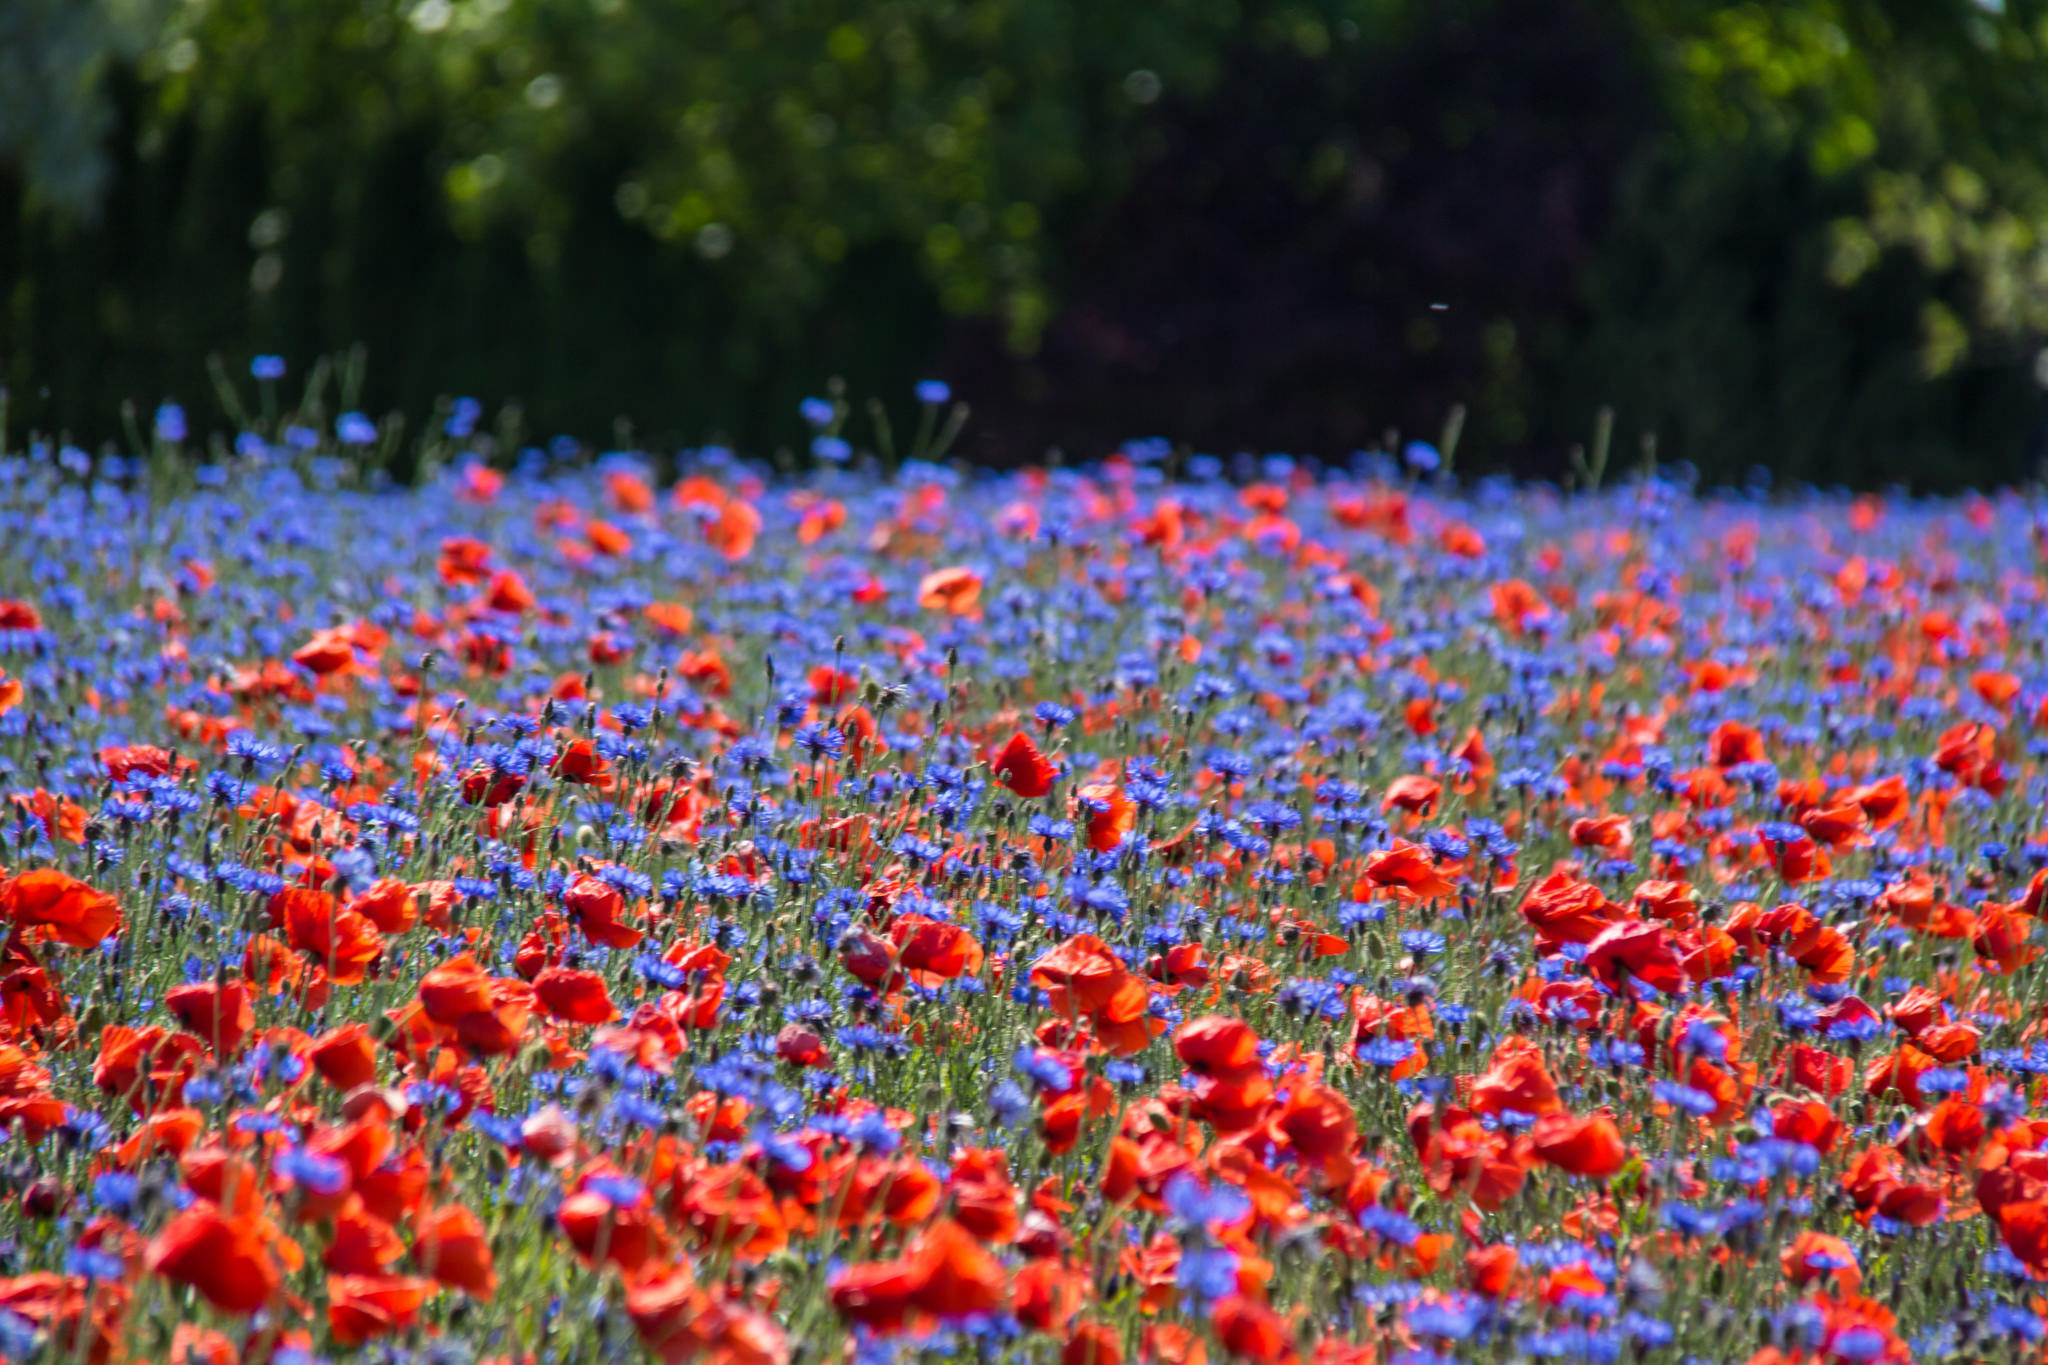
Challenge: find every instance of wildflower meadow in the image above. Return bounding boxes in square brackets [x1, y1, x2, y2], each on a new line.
[0, 375, 2044, 1365]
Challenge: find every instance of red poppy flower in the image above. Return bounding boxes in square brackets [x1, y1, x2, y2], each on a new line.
[1993, 1199, 2048, 1277]
[417, 953, 496, 1025]
[1465, 1243, 1520, 1297]
[1359, 841, 1455, 902]
[1976, 904, 2040, 973]
[171, 1325, 238, 1365]
[1772, 1097, 1844, 1154]
[1381, 775, 1441, 815]
[836, 921, 897, 987]
[163, 980, 254, 1055]
[437, 537, 493, 584]
[673, 1162, 788, 1259]
[459, 764, 527, 807]
[1935, 719, 2005, 794]
[1519, 872, 1617, 949]
[1268, 1081, 1357, 1168]
[415, 1204, 496, 1299]
[292, 627, 360, 676]
[1009, 1259, 1081, 1330]
[1410, 1106, 1532, 1211]
[347, 879, 421, 934]
[554, 737, 616, 789]
[111, 1107, 204, 1166]
[1065, 1323, 1123, 1365]
[1584, 918, 1685, 995]
[99, 745, 189, 782]
[281, 891, 383, 985]
[1471, 1037, 1562, 1117]
[1213, 1294, 1289, 1361]
[890, 915, 984, 982]
[1708, 720, 1765, 768]
[992, 732, 1057, 798]
[909, 1219, 1009, 1317]
[1176, 1016, 1261, 1073]
[828, 1256, 922, 1332]
[145, 1209, 281, 1315]
[307, 1023, 379, 1091]
[563, 873, 643, 950]
[947, 1148, 1021, 1244]
[1529, 1112, 1628, 1179]
[94, 1025, 203, 1112]
[1032, 935, 1130, 1016]
[917, 567, 984, 615]
[1074, 782, 1136, 852]
[327, 1274, 434, 1346]
[0, 870, 122, 948]
[1844, 774, 1909, 828]
[626, 1272, 788, 1365]
[1569, 815, 1632, 851]
[1041, 1076, 1121, 1152]
[324, 1203, 404, 1276]
[533, 965, 618, 1024]
[775, 1023, 829, 1067]
[559, 1189, 667, 1273]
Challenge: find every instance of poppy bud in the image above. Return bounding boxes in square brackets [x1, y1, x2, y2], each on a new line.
[20, 1177, 65, 1219]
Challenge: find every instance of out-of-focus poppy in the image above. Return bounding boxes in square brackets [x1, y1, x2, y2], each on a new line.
[1529, 1112, 1628, 1180]
[917, 567, 983, 615]
[326, 1274, 435, 1345]
[533, 965, 619, 1024]
[1, 870, 122, 948]
[1471, 1037, 1562, 1117]
[414, 1204, 496, 1299]
[145, 1208, 281, 1315]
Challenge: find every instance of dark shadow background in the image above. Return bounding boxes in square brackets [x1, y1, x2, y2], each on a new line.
[4, 0, 2045, 488]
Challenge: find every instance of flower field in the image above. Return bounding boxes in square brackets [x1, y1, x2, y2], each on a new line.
[3, 399, 2048, 1365]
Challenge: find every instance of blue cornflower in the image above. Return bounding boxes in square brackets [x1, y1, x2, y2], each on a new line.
[1650, 1080, 1719, 1116]
[1163, 1174, 1249, 1229]
[585, 1175, 647, 1207]
[446, 396, 483, 437]
[275, 1147, 350, 1196]
[792, 722, 844, 758]
[1402, 440, 1441, 473]
[1175, 1244, 1240, 1301]
[91, 1172, 140, 1215]
[1407, 1297, 1483, 1339]
[1013, 1046, 1073, 1094]
[1359, 1037, 1418, 1068]
[987, 1081, 1031, 1128]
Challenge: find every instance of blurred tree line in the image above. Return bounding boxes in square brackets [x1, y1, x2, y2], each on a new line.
[4, 0, 2048, 487]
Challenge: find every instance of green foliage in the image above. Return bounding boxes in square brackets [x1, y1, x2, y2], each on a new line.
[6, 0, 2048, 483]
[1565, 143, 2036, 491]
[0, 0, 159, 215]
[138, 0, 1371, 354]
[1634, 0, 2048, 378]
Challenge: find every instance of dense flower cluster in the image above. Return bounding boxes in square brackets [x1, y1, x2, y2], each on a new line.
[0, 410, 2045, 1365]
